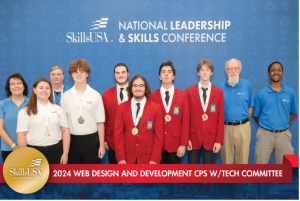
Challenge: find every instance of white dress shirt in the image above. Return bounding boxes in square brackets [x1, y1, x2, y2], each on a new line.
[116, 83, 128, 105]
[198, 81, 212, 112]
[17, 101, 68, 146]
[131, 96, 146, 126]
[60, 84, 105, 135]
[160, 85, 175, 114]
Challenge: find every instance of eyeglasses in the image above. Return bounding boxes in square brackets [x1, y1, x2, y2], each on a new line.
[133, 84, 145, 88]
[226, 67, 240, 72]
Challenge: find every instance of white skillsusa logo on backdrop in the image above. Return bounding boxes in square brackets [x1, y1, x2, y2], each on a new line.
[90, 18, 109, 30]
[66, 18, 109, 43]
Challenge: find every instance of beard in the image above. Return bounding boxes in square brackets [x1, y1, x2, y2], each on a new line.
[228, 73, 239, 86]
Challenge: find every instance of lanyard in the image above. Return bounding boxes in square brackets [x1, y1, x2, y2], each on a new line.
[53, 85, 64, 103]
[39, 103, 52, 128]
[73, 90, 88, 117]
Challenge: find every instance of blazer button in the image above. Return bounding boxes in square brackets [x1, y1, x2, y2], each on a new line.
[136, 144, 138, 146]
[165, 132, 167, 134]
[165, 122, 167, 124]
[201, 129, 203, 131]
[137, 135, 139, 137]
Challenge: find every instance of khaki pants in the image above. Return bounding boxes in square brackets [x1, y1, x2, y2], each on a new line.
[254, 127, 294, 164]
[220, 122, 251, 164]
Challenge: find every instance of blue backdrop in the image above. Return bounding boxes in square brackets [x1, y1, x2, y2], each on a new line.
[0, 0, 298, 199]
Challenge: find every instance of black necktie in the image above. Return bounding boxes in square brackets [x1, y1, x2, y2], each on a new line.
[120, 88, 124, 102]
[202, 87, 208, 104]
[165, 91, 170, 105]
[136, 103, 140, 118]
[136, 103, 141, 128]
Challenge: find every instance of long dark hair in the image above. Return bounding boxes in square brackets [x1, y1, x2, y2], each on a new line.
[25, 78, 54, 115]
[126, 75, 151, 99]
[5, 73, 28, 97]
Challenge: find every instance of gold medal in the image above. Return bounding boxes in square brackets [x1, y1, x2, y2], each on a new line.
[165, 114, 171, 122]
[132, 127, 138, 135]
[202, 113, 208, 122]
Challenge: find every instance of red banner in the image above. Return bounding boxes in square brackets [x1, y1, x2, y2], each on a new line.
[0, 155, 297, 183]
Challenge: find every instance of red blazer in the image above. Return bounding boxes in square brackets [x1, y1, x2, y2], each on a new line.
[114, 99, 163, 164]
[149, 88, 189, 153]
[102, 86, 118, 150]
[185, 84, 224, 150]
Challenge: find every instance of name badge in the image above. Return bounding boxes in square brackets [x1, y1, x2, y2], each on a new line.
[173, 106, 180, 115]
[147, 120, 153, 129]
[87, 101, 93, 104]
[210, 104, 216, 113]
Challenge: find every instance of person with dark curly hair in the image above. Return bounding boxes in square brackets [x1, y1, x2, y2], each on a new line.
[60, 59, 106, 164]
[0, 74, 29, 162]
[114, 75, 163, 164]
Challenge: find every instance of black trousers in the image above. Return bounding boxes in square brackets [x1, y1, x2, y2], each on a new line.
[188, 146, 216, 164]
[161, 151, 182, 164]
[69, 132, 101, 164]
[107, 149, 118, 164]
[28, 140, 63, 164]
[2, 151, 12, 163]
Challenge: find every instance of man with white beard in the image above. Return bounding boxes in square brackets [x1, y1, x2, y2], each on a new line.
[217, 58, 254, 164]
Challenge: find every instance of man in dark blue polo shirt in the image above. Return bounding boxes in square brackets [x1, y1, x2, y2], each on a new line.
[218, 58, 254, 164]
[253, 61, 298, 164]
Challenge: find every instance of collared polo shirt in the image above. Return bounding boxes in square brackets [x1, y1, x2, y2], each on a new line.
[253, 84, 298, 130]
[17, 102, 69, 146]
[60, 84, 105, 135]
[0, 96, 29, 151]
[217, 78, 254, 122]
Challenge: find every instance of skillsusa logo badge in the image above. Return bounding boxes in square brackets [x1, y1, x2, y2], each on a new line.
[3, 147, 50, 194]
[66, 18, 110, 43]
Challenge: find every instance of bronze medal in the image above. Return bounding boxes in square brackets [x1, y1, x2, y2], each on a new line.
[165, 114, 171, 122]
[202, 113, 208, 122]
[132, 127, 138, 135]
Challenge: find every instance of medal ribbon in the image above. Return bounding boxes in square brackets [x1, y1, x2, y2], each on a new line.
[53, 84, 64, 103]
[39, 103, 52, 129]
[73, 90, 88, 118]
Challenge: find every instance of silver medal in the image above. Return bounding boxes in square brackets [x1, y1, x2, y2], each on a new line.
[78, 116, 84, 124]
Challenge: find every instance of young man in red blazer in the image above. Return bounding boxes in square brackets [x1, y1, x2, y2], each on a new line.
[114, 75, 163, 164]
[185, 60, 224, 164]
[149, 61, 189, 164]
[102, 63, 129, 164]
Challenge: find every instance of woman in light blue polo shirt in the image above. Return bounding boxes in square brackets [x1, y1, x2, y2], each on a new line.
[0, 73, 29, 162]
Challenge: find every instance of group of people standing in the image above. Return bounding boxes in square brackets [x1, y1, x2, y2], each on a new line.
[0, 58, 297, 165]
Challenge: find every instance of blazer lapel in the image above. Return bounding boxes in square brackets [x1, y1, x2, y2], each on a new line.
[193, 84, 203, 112]
[127, 99, 135, 128]
[208, 85, 216, 105]
[139, 99, 150, 130]
[157, 89, 166, 115]
[112, 86, 118, 107]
